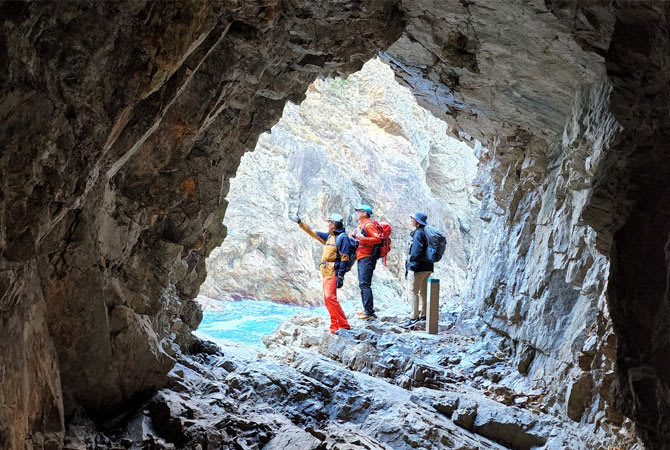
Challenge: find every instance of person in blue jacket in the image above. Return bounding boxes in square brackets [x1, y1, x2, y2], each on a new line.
[404, 212, 434, 327]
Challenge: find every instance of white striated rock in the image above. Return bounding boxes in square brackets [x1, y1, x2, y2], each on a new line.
[201, 58, 481, 310]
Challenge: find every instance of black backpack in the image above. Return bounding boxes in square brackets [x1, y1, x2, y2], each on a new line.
[423, 226, 446, 263]
[336, 234, 358, 273]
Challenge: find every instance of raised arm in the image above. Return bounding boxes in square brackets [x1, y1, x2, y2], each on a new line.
[298, 221, 328, 245]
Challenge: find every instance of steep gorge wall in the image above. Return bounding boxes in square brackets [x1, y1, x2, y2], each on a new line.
[466, 79, 621, 429]
[384, 1, 670, 446]
[389, 1, 670, 448]
[200, 58, 480, 309]
[2, 1, 670, 448]
[381, 1, 624, 434]
[591, 5, 670, 445]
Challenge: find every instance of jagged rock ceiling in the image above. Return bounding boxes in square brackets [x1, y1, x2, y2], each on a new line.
[1, 1, 669, 448]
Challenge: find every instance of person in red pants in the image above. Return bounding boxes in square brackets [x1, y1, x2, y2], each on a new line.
[290, 212, 354, 333]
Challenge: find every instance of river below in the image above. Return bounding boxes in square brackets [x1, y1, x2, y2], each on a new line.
[195, 299, 327, 347]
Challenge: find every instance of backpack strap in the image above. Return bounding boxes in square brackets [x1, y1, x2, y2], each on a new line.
[372, 220, 384, 238]
[335, 233, 355, 276]
[335, 233, 344, 257]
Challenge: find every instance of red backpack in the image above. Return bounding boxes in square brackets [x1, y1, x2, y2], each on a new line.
[372, 221, 392, 265]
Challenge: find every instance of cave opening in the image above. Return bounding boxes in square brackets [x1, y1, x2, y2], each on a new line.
[196, 57, 483, 348]
[4, 2, 670, 449]
[190, 52, 633, 449]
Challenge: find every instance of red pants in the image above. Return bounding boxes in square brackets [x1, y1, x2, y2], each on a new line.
[323, 276, 350, 333]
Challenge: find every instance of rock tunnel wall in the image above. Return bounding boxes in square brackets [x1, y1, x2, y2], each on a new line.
[1, 1, 669, 448]
[588, 4, 670, 446]
[0, 2, 403, 448]
[385, 1, 670, 446]
[466, 78, 621, 428]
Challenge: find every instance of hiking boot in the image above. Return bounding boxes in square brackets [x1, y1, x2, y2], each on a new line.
[333, 327, 351, 335]
[419, 316, 426, 321]
[359, 313, 376, 320]
[404, 318, 419, 328]
[356, 311, 365, 316]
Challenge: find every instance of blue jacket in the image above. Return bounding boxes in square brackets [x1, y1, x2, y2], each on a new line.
[406, 226, 434, 275]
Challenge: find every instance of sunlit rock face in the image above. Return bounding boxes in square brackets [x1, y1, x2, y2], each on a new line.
[200, 58, 480, 308]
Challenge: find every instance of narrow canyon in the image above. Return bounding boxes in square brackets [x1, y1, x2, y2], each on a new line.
[1, 1, 669, 449]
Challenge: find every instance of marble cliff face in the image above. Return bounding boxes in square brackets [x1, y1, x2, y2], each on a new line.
[200, 58, 480, 310]
[2, 1, 670, 448]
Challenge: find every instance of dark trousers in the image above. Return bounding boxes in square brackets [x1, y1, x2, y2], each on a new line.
[357, 256, 377, 315]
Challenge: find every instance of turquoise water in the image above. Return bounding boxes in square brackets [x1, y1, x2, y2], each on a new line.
[195, 300, 327, 348]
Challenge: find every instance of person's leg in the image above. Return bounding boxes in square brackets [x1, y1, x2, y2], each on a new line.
[417, 271, 431, 318]
[323, 276, 339, 333]
[358, 257, 376, 316]
[407, 271, 420, 320]
[357, 259, 365, 314]
[368, 257, 377, 313]
[323, 277, 335, 333]
[324, 276, 350, 332]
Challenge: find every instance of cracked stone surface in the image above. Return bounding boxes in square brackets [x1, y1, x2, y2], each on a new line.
[63, 317, 640, 449]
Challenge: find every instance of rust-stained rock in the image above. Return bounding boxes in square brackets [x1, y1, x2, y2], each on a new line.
[567, 373, 593, 422]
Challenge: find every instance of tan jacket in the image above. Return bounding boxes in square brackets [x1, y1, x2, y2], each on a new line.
[299, 222, 350, 278]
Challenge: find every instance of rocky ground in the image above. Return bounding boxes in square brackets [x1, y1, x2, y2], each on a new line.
[63, 309, 640, 450]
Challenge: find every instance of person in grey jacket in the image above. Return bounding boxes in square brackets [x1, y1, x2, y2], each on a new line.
[404, 212, 434, 327]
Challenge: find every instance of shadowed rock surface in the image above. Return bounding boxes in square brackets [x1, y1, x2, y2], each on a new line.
[2, 1, 670, 448]
[1, 1, 403, 447]
[63, 316, 639, 449]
